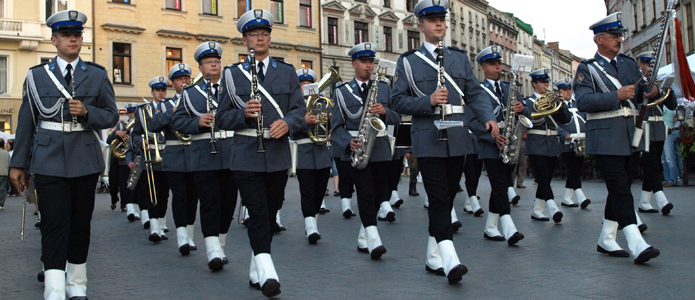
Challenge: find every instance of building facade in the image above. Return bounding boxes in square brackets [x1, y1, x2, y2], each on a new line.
[451, 0, 489, 80]
[487, 5, 517, 83]
[510, 13, 533, 97]
[94, 0, 321, 110]
[547, 42, 573, 84]
[0, 0, 94, 134]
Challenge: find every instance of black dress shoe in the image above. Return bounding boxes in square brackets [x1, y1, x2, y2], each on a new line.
[452, 221, 462, 233]
[392, 199, 404, 208]
[222, 257, 229, 264]
[561, 202, 579, 207]
[463, 207, 472, 213]
[484, 232, 505, 241]
[35, 221, 41, 228]
[271, 223, 285, 233]
[242, 218, 249, 227]
[634, 247, 660, 264]
[144, 221, 150, 229]
[325, 189, 329, 196]
[343, 209, 354, 219]
[510, 195, 520, 205]
[377, 212, 396, 223]
[638, 223, 648, 233]
[446, 264, 468, 284]
[457, 185, 464, 193]
[37, 271, 44, 283]
[149, 233, 161, 243]
[69, 296, 89, 300]
[357, 246, 369, 253]
[121, 207, 127, 212]
[580, 199, 591, 209]
[334, 191, 340, 197]
[261, 279, 281, 297]
[596, 245, 630, 257]
[160, 235, 168, 241]
[249, 280, 261, 290]
[507, 232, 524, 246]
[308, 232, 321, 244]
[208, 258, 224, 271]
[409, 183, 419, 196]
[319, 207, 330, 214]
[163, 228, 169, 233]
[370, 245, 387, 259]
[127, 214, 135, 222]
[134, 216, 141, 220]
[661, 203, 673, 215]
[531, 215, 550, 222]
[552, 212, 563, 223]
[639, 207, 659, 213]
[190, 245, 197, 251]
[473, 209, 484, 217]
[425, 265, 446, 276]
[34, 210, 38, 216]
[179, 244, 190, 256]
[111, 203, 116, 210]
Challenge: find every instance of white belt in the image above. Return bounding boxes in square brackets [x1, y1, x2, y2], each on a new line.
[586, 107, 637, 121]
[528, 129, 559, 136]
[39, 121, 89, 132]
[433, 105, 464, 115]
[569, 133, 585, 139]
[235, 129, 257, 137]
[191, 130, 235, 141]
[348, 130, 388, 138]
[647, 116, 664, 122]
[166, 139, 187, 146]
[148, 144, 165, 150]
[294, 138, 312, 145]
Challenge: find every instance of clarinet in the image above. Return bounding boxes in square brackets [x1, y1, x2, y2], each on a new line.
[71, 69, 77, 126]
[206, 73, 218, 154]
[436, 38, 448, 141]
[249, 48, 265, 153]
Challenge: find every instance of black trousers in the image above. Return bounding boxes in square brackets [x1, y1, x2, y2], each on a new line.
[297, 168, 331, 218]
[335, 159, 354, 198]
[387, 158, 403, 192]
[596, 155, 638, 228]
[464, 154, 483, 197]
[419, 156, 465, 243]
[343, 160, 390, 227]
[483, 159, 513, 216]
[135, 170, 169, 218]
[561, 152, 584, 189]
[195, 170, 237, 237]
[109, 157, 120, 207]
[118, 165, 134, 206]
[529, 155, 557, 200]
[168, 172, 199, 228]
[235, 170, 288, 255]
[641, 141, 664, 192]
[35, 173, 99, 270]
[409, 156, 419, 184]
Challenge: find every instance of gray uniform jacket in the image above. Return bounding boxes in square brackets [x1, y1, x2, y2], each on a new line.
[467, 80, 531, 160]
[171, 80, 232, 172]
[331, 78, 400, 163]
[148, 96, 193, 172]
[574, 53, 660, 155]
[129, 101, 171, 172]
[557, 100, 587, 153]
[291, 100, 331, 170]
[107, 120, 129, 165]
[391, 44, 495, 158]
[522, 93, 571, 157]
[644, 95, 677, 142]
[216, 58, 306, 173]
[12, 57, 118, 177]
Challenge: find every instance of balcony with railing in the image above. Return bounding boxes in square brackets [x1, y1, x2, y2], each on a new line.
[0, 19, 44, 40]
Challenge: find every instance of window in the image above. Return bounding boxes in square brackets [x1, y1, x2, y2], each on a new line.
[301, 60, 312, 69]
[383, 26, 392, 52]
[407, 30, 419, 51]
[0, 115, 10, 133]
[165, 0, 181, 11]
[383, 0, 390, 8]
[237, 0, 250, 18]
[238, 54, 247, 62]
[633, 4, 638, 29]
[166, 48, 182, 80]
[41, 57, 53, 64]
[653, 1, 656, 20]
[354, 21, 368, 44]
[270, 0, 283, 24]
[460, 25, 464, 44]
[355, 0, 366, 3]
[202, 0, 218, 15]
[299, 0, 311, 28]
[406, 0, 416, 12]
[687, 4, 694, 51]
[0, 56, 6, 94]
[328, 17, 338, 45]
[112, 0, 130, 3]
[113, 43, 131, 84]
[642, 0, 647, 26]
[45, 0, 68, 21]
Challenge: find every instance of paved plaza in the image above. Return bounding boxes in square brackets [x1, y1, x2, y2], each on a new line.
[1, 173, 694, 299]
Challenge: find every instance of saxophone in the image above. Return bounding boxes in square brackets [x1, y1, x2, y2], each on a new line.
[500, 71, 533, 165]
[350, 66, 388, 170]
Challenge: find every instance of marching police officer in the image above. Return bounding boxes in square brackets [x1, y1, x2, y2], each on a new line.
[10, 10, 118, 299]
[575, 12, 660, 264]
[149, 63, 200, 256]
[391, 0, 498, 284]
[172, 41, 238, 270]
[294, 68, 332, 244]
[523, 68, 571, 224]
[332, 42, 400, 257]
[556, 78, 592, 208]
[461, 139, 484, 217]
[107, 104, 137, 215]
[467, 45, 527, 246]
[216, 10, 305, 297]
[635, 52, 676, 215]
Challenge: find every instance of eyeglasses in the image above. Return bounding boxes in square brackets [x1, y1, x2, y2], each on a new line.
[601, 33, 624, 40]
[246, 32, 271, 38]
[202, 60, 221, 66]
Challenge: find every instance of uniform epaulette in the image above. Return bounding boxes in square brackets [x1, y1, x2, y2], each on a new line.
[275, 60, 293, 68]
[447, 46, 467, 54]
[30, 62, 48, 70]
[226, 62, 242, 69]
[336, 82, 349, 89]
[85, 61, 106, 70]
[184, 83, 199, 90]
[581, 58, 596, 64]
[618, 53, 635, 61]
[400, 49, 418, 58]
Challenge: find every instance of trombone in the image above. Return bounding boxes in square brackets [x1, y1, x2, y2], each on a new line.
[141, 104, 162, 205]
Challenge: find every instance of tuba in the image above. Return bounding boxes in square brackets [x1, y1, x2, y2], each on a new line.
[531, 91, 563, 119]
[350, 64, 389, 170]
[110, 118, 136, 160]
[306, 66, 341, 145]
[500, 71, 533, 165]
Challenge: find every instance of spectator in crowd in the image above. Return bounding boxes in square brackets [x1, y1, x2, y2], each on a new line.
[0, 139, 9, 210]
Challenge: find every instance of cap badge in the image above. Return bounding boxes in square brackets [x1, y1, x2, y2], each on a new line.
[208, 41, 215, 49]
[254, 9, 263, 19]
[433, 0, 440, 7]
[69, 11, 78, 21]
[365, 43, 371, 50]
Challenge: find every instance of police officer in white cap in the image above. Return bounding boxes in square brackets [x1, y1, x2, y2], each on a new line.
[575, 12, 661, 264]
[522, 68, 571, 224]
[11, 9, 118, 300]
[467, 45, 528, 246]
[110, 104, 140, 222]
[216, 9, 305, 297]
[391, 0, 498, 284]
[555, 78, 591, 209]
[172, 41, 238, 270]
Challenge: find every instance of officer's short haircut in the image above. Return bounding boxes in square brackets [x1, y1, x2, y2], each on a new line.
[0, 139, 5, 149]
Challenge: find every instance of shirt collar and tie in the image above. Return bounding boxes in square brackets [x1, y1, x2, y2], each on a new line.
[256, 55, 270, 83]
[486, 78, 503, 99]
[204, 79, 221, 98]
[597, 52, 618, 71]
[423, 41, 439, 60]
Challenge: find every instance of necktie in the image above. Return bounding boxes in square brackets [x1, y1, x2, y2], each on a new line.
[495, 81, 502, 99]
[257, 62, 265, 82]
[213, 83, 219, 99]
[65, 64, 73, 86]
[360, 83, 368, 99]
[610, 60, 618, 72]
[433, 48, 441, 62]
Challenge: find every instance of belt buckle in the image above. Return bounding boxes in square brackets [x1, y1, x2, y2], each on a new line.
[443, 104, 453, 116]
[219, 131, 226, 139]
[62, 122, 72, 133]
[621, 108, 630, 117]
[546, 129, 552, 136]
